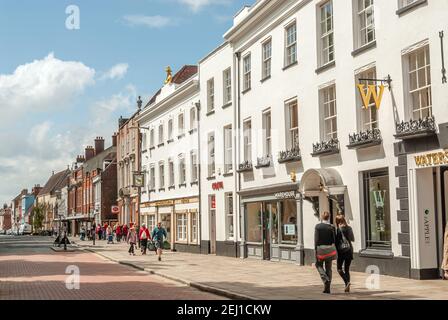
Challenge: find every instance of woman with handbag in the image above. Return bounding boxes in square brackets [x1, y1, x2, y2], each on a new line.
[442, 223, 448, 280]
[314, 211, 337, 294]
[335, 213, 355, 293]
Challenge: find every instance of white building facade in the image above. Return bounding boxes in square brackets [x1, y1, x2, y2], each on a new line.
[214, 0, 448, 279]
[138, 66, 201, 253]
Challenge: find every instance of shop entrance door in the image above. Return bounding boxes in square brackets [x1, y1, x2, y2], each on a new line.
[262, 202, 277, 260]
[160, 213, 171, 250]
[439, 167, 448, 277]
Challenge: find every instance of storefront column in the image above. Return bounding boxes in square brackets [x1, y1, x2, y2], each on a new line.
[239, 202, 247, 259]
[295, 193, 304, 265]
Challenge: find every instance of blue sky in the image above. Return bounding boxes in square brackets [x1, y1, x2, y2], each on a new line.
[0, 0, 248, 203]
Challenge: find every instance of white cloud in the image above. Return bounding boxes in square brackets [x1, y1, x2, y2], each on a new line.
[0, 53, 95, 118]
[179, 0, 232, 12]
[123, 15, 175, 28]
[99, 63, 129, 80]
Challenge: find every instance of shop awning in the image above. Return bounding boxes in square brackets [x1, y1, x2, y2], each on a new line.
[299, 168, 346, 196]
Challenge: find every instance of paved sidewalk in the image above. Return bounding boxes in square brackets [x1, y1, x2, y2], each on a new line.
[70, 238, 448, 300]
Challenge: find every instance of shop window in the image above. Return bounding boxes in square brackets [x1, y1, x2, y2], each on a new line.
[356, 67, 378, 131]
[190, 212, 198, 243]
[246, 202, 262, 243]
[279, 200, 297, 244]
[147, 215, 156, 233]
[176, 213, 187, 241]
[225, 193, 234, 240]
[363, 169, 392, 249]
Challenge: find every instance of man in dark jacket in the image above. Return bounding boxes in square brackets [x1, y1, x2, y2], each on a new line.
[314, 211, 336, 294]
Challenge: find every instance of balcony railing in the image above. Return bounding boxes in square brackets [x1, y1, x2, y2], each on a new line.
[278, 145, 302, 163]
[395, 115, 437, 140]
[311, 138, 340, 157]
[347, 128, 382, 149]
[237, 161, 253, 173]
[255, 155, 272, 168]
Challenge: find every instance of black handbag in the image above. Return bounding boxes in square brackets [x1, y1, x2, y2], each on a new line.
[338, 228, 351, 253]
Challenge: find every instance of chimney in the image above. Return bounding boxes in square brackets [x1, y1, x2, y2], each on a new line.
[76, 155, 85, 163]
[112, 132, 118, 147]
[85, 146, 95, 161]
[32, 185, 42, 196]
[94, 137, 105, 155]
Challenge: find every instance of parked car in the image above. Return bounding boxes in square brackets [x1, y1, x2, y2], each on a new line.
[19, 224, 32, 235]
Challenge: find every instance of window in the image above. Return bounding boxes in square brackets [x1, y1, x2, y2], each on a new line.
[356, 67, 378, 131]
[149, 165, 155, 190]
[190, 211, 198, 243]
[190, 107, 197, 130]
[225, 192, 234, 240]
[168, 159, 175, 187]
[176, 213, 187, 241]
[285, 23, 297, 67]
[142, 133, 147, 151]
[279, 200, 297, 244]
[262, 39, 272, 79]
[150, 129, 155, 148]
[318, 1, 334, 66]
[223, 68, 232, 104]
[190, 150, 198, 182]
[363, 169, 391, 249]
[208, 132, 215, 177]
[320, 85, 338, 140]
[243, 54, 251, 91]
[158, 161, 165, 189]
[243, 119, 252, 162]
[168, 119, 173, 140]
[246, 202, 262, 243]
[147, 215, 156, 233]
[224, 125, 233, 174]
[406, 45, 432, 120]
[355, 0, 375, 48]
[263, 111, 272, 156]
[399, 0, 420, 9]
[178, 154, 186, 185]
[207, 78, 215, 112]
[178, 113, 185, 135]
[285, 99, 299, 149]
[158, 123, 164, 144]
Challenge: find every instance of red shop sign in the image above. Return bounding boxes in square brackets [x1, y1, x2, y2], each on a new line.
[211, 196, 216, 209]
[212, 181, 224, 191]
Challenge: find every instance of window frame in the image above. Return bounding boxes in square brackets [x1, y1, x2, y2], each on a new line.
[176, 213, 188, 242]
[262, 38, 272, 79]
[168, 158, 175, 187]
[354, 0, 375, 49]
[243, 119, 252, 162]
[243, 53, 252, 92]
[208, 132, 216, 177]
[190, 150, 198, 182]
[262, 110, 272, 157]
[284, 22, 297, 67]
[224, 124, 233, 174]
[223, 68, 232, 105]
[285, 98, 299, 149]
[225, 192, 234, 240]
[317, 0, 335, 67]
[158, 161, 165, 189]
[158, 123, 164, 145]
[319, 84, 338, 141]
[178, 112, 185, 136]
[168, 118, 174, 140]
[207, 78, 215, 113]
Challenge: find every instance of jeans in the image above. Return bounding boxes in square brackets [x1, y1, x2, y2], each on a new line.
[140, 239, 148, 254]
[316, 259, 333, 284]
[128, 243, 135, 254]
[337, 256, 352, 285]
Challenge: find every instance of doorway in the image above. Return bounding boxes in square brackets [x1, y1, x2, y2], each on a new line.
[439, 167, 448, 277]
[209, 195, 216, 254]
[160, 213, 171, 250]
[262, 202, 278, 260]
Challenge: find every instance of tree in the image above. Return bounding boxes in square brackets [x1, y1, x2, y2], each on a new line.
[32, 204, 46, 234]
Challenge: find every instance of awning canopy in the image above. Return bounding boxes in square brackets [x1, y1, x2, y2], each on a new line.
[299, 168, 346, 196]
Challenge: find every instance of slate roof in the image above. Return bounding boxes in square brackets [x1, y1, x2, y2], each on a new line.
[38, 169, 71, 196]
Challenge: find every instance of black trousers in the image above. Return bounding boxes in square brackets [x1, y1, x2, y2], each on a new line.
[315, 259, 333, 284]
[140, 239, 148, 254]
[337, 256, 352, 285]
[128, 243, 135, 254]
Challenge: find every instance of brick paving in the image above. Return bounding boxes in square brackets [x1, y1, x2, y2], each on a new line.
[0, 236, 223, 300]
[70, 237, 448, 300]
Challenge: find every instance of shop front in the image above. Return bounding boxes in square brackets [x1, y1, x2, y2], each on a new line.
[239, 182, 302, 263]
[407, 149, 448, 279]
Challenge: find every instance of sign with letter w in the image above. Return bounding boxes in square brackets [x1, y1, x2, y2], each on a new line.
[357, 84, 385, 110]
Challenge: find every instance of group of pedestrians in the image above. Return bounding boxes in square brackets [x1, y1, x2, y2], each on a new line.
[126, 222, 167, 261]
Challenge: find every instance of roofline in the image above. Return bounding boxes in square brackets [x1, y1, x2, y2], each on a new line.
[118, 110, 140, 131]
[198, 42, 230, 65]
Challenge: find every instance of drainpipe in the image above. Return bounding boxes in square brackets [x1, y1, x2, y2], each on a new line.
[196, 101, 202, 253]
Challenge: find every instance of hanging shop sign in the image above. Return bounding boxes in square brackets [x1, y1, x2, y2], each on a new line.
[132, 172, 145, 188]
[212, 182, 224, 191]
[414, 150, 448, 168]
[111, 206, 119, 214]
[275, 191, 296, 199]
[357, 84, 385, 110]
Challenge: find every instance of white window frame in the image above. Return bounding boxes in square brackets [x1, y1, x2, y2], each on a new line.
[149, 164, 155, 190]
[354, 0, 375, 49]
[223, 68, 232, 105]
[285, 99, 299, 149]
[207, 78, 215, 112]
[158, 123, 164, 145]
[224, 125, 233, 174]
[150, 128, 155, 148]
[243, 119, 252, 162]
[356, 67, 379, 131]
[208, 132, 215, 177]
[262, 110, 272, 156]
[168, 118, 173, 140]
[398, 0, 420, 9]
[178, 154, 186, 185]
[190, 107, 197, 130]
[190, 150, 198, 183]
[176, 213, 187, 242]
[320, 85, 338, 141]
[168, 158, 175, 187]
[262, 39, 272, 79]
[225, 192, 234, 240]
[190, 211, 198, 243]
[243, 54, 251, 91]
[158, 161, 165, 189]
[285, 22, 297, 67]
[318, 1, 335, 66]
[178, 112, 185, 136]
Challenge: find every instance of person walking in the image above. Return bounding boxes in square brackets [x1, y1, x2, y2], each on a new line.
[442, 223, 448, 280]
[335, 213, 355, 292]
[116, 224, 122, 242]
[106, 225, 113, 244]
[127, 226, 137, 256]
[151, 222, 167, 261]
[122, 224, 128, 242]
[139, 224, 151, 255]
[80, 226, 86, 241]
[314, 211, 337, 294]
[91, 223, 96, 245]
